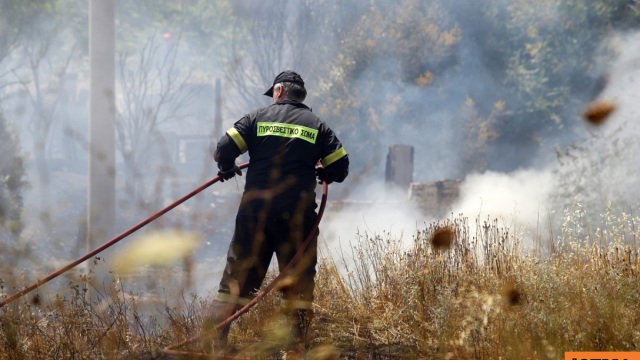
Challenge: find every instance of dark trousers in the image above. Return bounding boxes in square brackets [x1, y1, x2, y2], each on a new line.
[216, 213, 318, 307]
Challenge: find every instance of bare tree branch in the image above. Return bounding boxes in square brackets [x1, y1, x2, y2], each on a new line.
[225, 1, 315, 112]
[9, 24, 77, 185]
[116, 36, 197, 200]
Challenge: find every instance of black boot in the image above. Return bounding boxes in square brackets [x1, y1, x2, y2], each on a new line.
[202, 301, 237, 355]
[288, 309, 313, 355]
[214, 323, 231, 355]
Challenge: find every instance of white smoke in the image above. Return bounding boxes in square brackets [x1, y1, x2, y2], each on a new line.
[450, 168, 555, 244]
[599, 32, 640, 134]
[319, 179, 431, 260]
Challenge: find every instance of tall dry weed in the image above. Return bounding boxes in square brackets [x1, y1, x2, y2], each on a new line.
[2, 210, 640, 359]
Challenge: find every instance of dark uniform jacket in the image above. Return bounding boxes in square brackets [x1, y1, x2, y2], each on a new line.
[215, 99, 349, 218]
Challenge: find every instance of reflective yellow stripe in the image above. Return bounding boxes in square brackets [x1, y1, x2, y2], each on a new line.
[281, 299, 313, 310]
[321, 147, 347, 167]
[227, 128, 248, 153]
[256, 122, 318, 144]
[215, 292, 251, 306]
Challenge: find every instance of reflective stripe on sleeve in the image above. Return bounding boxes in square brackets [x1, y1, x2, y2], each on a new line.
[227, 128, 248, 153]
[321, 147, 347, 167]
[214, 292, 251, 306]
[281, 299, 313, 310]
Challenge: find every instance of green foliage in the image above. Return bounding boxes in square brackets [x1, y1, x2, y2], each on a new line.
[477, 0, 636, 141]
[459, 98, 503, 175]
[316, 0, 461, 159]
[313, 0, 639, 177]
[3, 0, 636, 182]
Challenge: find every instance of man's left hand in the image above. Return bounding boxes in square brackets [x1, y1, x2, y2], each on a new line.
[218, 164, 242, 182]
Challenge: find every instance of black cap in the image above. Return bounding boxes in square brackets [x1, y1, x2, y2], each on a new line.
[264, 70, 305, 97]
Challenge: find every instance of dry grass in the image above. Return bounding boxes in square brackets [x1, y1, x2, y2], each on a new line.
[2, 211, 640, 359]
[308, 213, 640, 359]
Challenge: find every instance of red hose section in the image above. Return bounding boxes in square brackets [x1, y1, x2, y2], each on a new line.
[0, 163, 250, 309]
[0, 162, 329, 359]
[162, 180, 329, 359]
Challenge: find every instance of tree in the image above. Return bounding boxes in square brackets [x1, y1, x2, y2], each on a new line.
[116, 0, 236, 75]
[312, 0, 640, 181]
[3, 0, 83, 186]
[224, 0, 319, 112]
[313, 0, 461, 181]
[0, 110, 26, 255]
[12, 36, 76, 185]
[116, 36, 197, 202]
[0, 1, 21, 88]
[451, 0, 639, 172]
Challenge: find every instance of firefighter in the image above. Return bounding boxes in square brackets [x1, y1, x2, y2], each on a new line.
[206, 70, 349, 354]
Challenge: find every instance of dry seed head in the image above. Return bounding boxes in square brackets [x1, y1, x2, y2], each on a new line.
[500, 281, 521, 306]
[430, 226, 455, 250]
[275, 275, 297, 292]
[31, 293, 41, 306]
[582, 100, 616, 126]
[307, 344, 341, 360]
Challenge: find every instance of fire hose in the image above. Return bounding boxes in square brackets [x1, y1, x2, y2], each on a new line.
[0, 161, 329, 358]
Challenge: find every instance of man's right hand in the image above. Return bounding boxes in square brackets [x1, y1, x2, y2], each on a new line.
[315, 166, 332, 184]
[217, 164, 242, 182]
